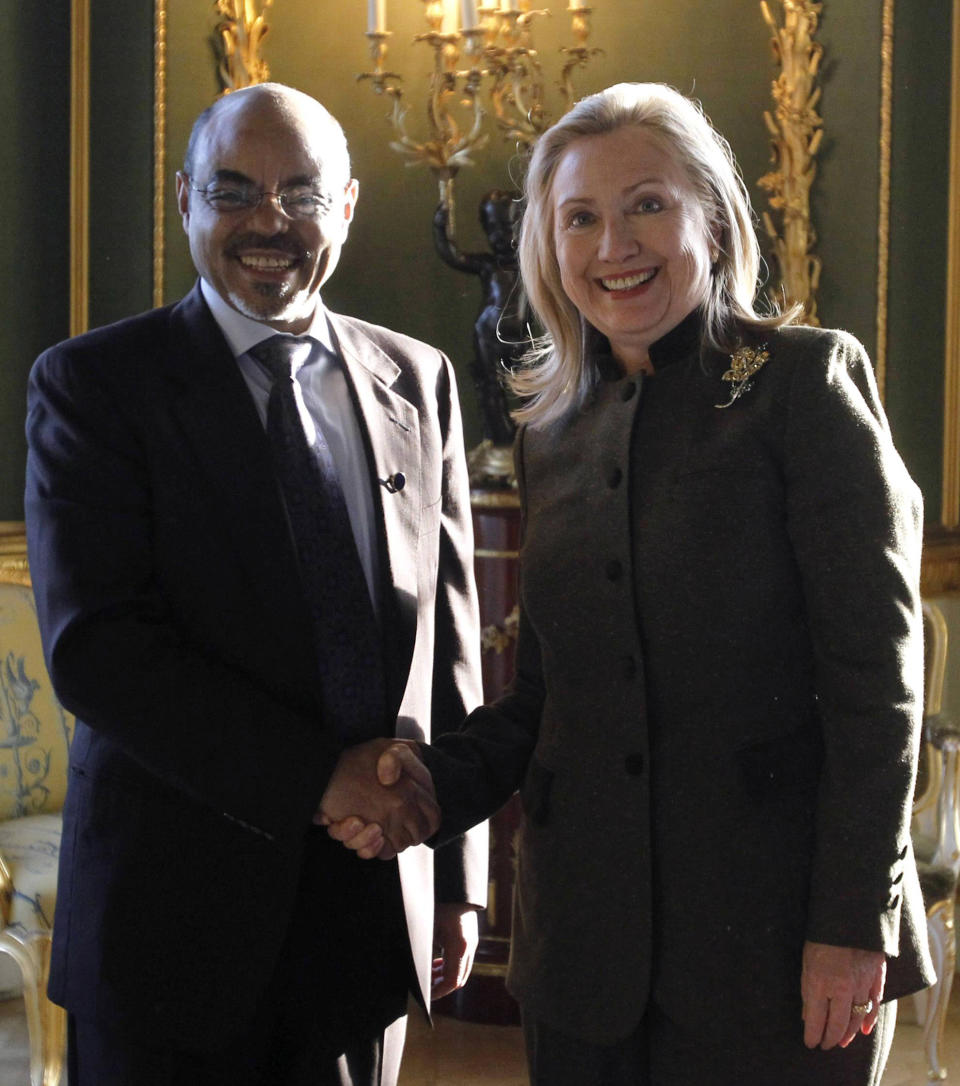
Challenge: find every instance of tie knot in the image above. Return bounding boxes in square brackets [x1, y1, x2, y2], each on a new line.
[250, 335, 315, 381]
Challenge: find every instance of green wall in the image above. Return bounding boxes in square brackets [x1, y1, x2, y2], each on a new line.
[0, 4, 71, 520]
[88, 6, 155, 332]
[887, 0, 953, 523]
[1, 0, 954, 520]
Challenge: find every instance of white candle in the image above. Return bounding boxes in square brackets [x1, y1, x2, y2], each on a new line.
[442, 0, 457, 32]
[460, 0, 478, 29]
[367, 0, 386, 33]
[502, 0, 519, 10]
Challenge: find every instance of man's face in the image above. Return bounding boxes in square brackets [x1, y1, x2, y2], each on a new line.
[176, 95, 358, 334]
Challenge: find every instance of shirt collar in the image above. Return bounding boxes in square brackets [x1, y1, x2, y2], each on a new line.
[200, 278, 337, 359]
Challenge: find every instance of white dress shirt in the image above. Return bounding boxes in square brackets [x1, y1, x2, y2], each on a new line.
[200, 279, 380, 611]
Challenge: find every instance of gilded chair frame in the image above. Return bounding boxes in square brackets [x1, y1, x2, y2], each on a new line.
[0, 526, 68, 1086]
[913, 600, 960, 1081]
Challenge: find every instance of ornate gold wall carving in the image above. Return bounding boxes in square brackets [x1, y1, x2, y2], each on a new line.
[153, 0, 167, 308]
[214, 0, 273, 94]
[758, 0, 823, 324]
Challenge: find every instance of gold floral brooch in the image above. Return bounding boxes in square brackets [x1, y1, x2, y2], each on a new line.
[715, 344, 770, 409]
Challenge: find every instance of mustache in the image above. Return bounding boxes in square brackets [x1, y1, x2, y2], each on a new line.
[225, 233, 306, 259]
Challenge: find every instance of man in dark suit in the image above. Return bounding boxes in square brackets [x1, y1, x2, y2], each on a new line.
[24, 82, 486, 1086]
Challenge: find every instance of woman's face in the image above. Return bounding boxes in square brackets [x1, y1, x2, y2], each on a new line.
[550, 125, 716, 372]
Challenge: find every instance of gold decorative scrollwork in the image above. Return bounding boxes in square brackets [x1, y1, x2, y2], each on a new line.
[214, 0, 273, 95]
[758, 0, 823, 324]
[559, 4, 603, 105]
[153, 0, 167, 308]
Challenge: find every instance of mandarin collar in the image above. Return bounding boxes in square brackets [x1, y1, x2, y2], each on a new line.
[590, 307, 704, 382]
[648, 308, 703, 371]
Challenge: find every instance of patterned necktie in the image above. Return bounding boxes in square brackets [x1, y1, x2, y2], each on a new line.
[250, 335, 385, 742]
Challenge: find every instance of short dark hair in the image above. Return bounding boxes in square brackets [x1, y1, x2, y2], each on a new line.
[183, 101, 216, 178]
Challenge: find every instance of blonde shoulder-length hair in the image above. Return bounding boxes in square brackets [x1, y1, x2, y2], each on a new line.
[512, 82, 798, 427]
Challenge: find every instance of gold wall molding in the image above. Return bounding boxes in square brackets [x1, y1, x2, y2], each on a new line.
[882, 0, 960, 580]
[758, 0, 823, 324]
[70, 0, 90, 336]
[875, 0, 894, 400]
[943, 0, 960, 529]
[215, 0, 273, 95]
[153, 0, 168, 308]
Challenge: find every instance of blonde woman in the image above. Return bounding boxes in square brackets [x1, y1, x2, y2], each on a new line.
[334, 83, 932, 1085]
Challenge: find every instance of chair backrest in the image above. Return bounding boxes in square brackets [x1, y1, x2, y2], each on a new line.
[913, 600, 960, 865]
[923, 600, 949, 718]
[0, 572, 75, 821]
[914, 602, 949, 826]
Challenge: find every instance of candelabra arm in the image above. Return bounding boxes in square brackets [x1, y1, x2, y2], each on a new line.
[358, 30, 404, 96]
[558, 45, 603, 102]
[438, 175, 458, 235]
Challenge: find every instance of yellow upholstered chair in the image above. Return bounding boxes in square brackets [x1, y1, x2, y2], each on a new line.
[911, 600, 959, 1082]
[0, 544, 72, 1086]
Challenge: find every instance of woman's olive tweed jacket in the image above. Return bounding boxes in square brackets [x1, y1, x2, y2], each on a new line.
[425, 316, 934, 1046]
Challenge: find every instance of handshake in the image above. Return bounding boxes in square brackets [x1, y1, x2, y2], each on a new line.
[314, 738, 439, 860]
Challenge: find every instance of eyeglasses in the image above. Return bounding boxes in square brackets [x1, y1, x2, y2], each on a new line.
[183, 176, 334, 221]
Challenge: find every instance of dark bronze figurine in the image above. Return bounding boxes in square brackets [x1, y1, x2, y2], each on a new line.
[433, 189, 530, 461]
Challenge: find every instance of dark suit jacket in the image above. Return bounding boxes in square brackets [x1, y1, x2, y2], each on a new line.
[24, 283, 486, 1049]
[423, 319, 934, 1046]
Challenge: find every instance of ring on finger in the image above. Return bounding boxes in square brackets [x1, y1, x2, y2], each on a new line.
[851, 999, 874, 1017]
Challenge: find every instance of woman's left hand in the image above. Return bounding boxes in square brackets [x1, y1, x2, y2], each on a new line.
[800, 940, 886, 1049]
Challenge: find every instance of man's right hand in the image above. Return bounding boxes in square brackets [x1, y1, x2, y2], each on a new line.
[314, 739, 437, 859]
[321, 741, 432, 860]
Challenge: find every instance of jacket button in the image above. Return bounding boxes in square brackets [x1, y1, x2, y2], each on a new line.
[621, 382, 637, 402]
[605, 559, 623, 581]
[607, 466, 623, 488]
[624, 753, 645, 775]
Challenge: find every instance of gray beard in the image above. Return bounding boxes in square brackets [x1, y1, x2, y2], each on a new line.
[228, 281, 303, 323]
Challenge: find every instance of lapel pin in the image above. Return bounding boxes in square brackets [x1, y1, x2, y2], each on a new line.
[380, 472, 406, 493]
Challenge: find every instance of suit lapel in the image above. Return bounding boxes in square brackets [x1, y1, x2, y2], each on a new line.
[157, 289, 423, 706]
[162, 285, 317, 668]
[329, 313, 421, 711]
